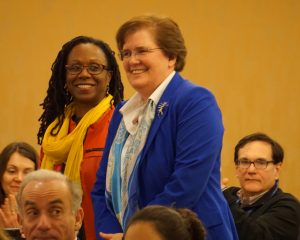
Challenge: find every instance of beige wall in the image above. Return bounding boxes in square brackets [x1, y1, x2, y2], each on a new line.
[0, 0, 299, 198]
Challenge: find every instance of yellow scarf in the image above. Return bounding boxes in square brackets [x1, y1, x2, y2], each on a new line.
[41, 94, 113, 185]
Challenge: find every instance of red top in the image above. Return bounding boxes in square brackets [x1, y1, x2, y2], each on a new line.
[40, 106, 114, 239]
[72, 107, 114, 240]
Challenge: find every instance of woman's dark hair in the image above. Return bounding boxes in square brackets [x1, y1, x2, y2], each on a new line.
[37, 36, 124, 144]
[116, 15, 187, 72]
[0, 142, 39, 205]
[124, 205, 206, 240]
[234, 132, 284, 165]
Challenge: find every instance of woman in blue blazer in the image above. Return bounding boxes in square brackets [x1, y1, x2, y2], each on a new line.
[92, 15, 238, 240]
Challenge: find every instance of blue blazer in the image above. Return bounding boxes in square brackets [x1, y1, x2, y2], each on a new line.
[92, 72, 238, 240]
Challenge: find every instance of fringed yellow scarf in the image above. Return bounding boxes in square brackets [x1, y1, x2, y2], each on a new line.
[41, 94, 113, 185]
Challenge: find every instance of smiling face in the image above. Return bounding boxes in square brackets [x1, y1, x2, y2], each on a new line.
[1, 152, 35, 196]
[122, 28, 176, 100]
[236, 141, 281, 196]
[20, 180, 83, 240]
[66, 43, 111, 114]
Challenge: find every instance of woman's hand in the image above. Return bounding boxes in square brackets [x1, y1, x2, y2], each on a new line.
[99, 232, 123, 240]
[0, 194, 20, 228]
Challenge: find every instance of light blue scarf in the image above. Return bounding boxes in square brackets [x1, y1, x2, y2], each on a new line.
[105, 100, 156, 229]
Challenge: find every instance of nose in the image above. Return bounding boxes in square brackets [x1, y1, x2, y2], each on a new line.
[14, 172, 24, 182]
[78, 66, 91, 78]
[36, 214, 51, 231]
[247, 162, 257, 172]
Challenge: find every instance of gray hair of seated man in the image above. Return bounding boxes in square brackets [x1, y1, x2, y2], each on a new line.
[16, 169, 82, 214]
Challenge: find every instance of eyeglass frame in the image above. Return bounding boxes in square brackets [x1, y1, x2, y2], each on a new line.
[118, 47, 162, 61]
[236, 158, 275, 169]
[65, 63, 110, 75]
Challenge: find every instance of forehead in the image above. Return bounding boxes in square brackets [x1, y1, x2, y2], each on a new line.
[6, 152, 35, 169]
[126, 221, 162, 240]
[67, 43, 107, 63]
[238, 140, 272, 159]
[21, 180, 71, 208]
[123, 28, 156, 48]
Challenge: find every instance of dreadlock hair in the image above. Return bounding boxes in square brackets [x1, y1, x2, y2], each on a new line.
[37, 36, 124, 145]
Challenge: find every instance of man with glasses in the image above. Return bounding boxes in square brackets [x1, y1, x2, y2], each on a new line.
[223, 132, 300, 240]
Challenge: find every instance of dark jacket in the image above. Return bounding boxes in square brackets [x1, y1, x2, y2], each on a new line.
[223, 184, 300, 240]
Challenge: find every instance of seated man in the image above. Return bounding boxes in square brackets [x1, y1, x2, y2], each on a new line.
[16, 169, 84, 240]
[223, 132, 300, 240]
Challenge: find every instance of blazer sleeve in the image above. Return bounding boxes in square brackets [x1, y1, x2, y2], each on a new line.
[91, 104, 124, 239]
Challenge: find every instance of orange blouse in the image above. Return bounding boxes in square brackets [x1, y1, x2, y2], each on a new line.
[71, 107, 114, 240]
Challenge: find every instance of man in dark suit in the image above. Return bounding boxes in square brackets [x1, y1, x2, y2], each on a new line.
[223, 132, 300, 240]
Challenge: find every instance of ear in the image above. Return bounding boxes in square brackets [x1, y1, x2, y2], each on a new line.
[106, 71, 112, 83]
[235, 164, 239, 173]
[274, 162, 282, 180]
[235, 164, 242, 180]
[168, 56, 177, 69]
[74, 207, 84, 231]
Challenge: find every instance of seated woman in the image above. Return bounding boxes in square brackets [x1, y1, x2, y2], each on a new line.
[123, 205, 206, 240]
[0, 142, 38, 228]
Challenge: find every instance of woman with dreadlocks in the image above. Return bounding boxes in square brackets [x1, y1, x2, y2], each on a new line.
[37, 36, 124, 240]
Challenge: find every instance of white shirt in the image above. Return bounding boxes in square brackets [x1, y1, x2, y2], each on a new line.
[119, 71, 175, 163]
[120, 71, 175, 135]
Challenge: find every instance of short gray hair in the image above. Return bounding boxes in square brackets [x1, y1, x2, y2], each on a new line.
[17, 169, 82, 214]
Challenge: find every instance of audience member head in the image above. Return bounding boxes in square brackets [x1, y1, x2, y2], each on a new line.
[234, 132, 283, 196]
[37, 35, 124, 144]
[0, 142, 38, 205]
[116, 14, 187, 72]
[17, 169, 83, 240]
[123, 205, 206, 240]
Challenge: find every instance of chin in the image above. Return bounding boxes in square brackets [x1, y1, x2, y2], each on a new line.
[243, 185, 263, 195]
[8, 190, 19, 196]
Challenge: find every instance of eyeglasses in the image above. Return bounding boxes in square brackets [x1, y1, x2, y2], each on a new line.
[118, 47, 162, 60]
[65, 63, 110, 75]
[237, 159, 275, 169]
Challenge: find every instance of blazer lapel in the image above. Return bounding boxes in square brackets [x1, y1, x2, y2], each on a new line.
[140, 73, 183, 159]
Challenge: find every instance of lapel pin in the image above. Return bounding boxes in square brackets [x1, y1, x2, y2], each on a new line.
[157, 102, 168, 117]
